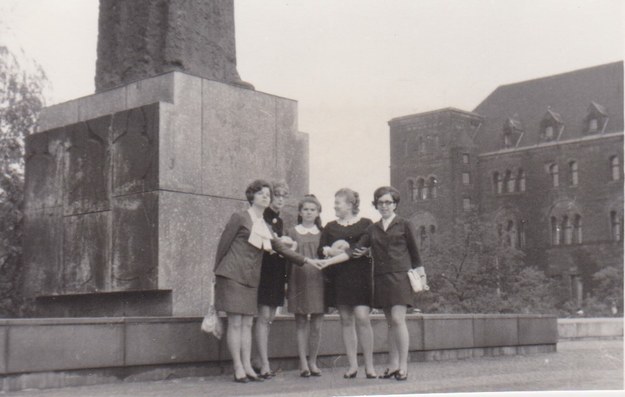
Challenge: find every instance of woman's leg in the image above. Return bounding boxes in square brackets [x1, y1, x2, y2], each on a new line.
[308, 313, 324, 372]
[354, 305, 376, 376]
[338, 305, 358, 373]
[254, 304, 277, 373]
[295, 314, 310, 372]
[383, 308, 399, 372]
[241, 315, 256, 376]
[226, 313, 246, 379]
[389, 305, 409, 373]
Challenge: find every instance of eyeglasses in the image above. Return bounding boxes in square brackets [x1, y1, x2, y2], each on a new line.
[274, 193, 289, 198]
[377, 200, 395, 206]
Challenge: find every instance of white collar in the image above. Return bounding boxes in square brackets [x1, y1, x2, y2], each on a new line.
[336, 216, 361, 226]
[247, 208, 273, 251]
[295, 224, 320, 235]
[381, 214, 396, 231]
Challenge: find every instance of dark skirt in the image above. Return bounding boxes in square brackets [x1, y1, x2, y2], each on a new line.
[373, 271, 415, 309]
[326, 257, 373, 307]
[214, 276, 258, 315]
[257, 252, 287, 307]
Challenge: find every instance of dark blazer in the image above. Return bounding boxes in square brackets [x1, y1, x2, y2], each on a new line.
[351, 215, 422, 275]
[214, 210, 306, 287]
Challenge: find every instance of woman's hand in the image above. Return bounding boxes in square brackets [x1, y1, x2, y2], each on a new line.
[352, 247, 369, 258]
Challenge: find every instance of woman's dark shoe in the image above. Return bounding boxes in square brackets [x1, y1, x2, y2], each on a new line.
[395, 371, 408, 381]
[381, 368, 399, 379]
[246, 374, 264, 382]
[343, 370, 358, 379]
[366, 372, 378, 379]
[259, 371, 275, 379]
[234, 375, 249, 383]
[300, 370, 311, 378]
[310, 370, 322, 377]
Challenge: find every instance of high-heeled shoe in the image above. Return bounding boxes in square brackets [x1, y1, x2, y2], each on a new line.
[395, 370, 408, 381]
[343, 370, 358, 379]
[310, 369, 322, 377]
[259, 371, 275, 379]
[366, 372, 378, 379]
[233, 375, 249, 383]
[246, 374, 264, 382]
[381, 368, 399, 379]
[300, 369, 311, 378]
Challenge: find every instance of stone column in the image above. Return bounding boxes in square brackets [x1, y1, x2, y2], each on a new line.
[95, 0, 252, 91]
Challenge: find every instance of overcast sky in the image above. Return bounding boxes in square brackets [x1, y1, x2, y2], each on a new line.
[1, 0, 623, 222]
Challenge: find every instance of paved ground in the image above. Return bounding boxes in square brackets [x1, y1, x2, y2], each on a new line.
[5, 340, 623, 397]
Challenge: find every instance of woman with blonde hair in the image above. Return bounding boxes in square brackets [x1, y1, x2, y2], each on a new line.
[318, 188, 377, 379]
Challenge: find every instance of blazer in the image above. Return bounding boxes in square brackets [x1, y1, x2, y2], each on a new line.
[213, 210, 306, 287]
[351, 215, 422, 275]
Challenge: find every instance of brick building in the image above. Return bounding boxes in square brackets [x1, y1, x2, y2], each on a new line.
[389, 62, 623, 304]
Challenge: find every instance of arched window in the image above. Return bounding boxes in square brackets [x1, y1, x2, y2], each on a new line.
[428, 177, 438, 199]
[610, 211, 622, 241]
[562, 216, 572, 245]
[517, 169, 526, 192]
[573, 215, 582, 244]
[549, 164, 559, 187]
[493, 172, 503, 194]
[409, 180, 418, 201]
[505, 169, 515, 193]
[551, 216, 560, 245]
[569, 161, 578, 186]
[610, 156, 620, 181]
[417, 178, 425, 200]
[518, 220, 527, 248]
[506, 220, 517, 248]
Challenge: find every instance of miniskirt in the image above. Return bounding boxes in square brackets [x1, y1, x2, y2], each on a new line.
[214, 276, 258, 315]
[373, 271, 415, 309]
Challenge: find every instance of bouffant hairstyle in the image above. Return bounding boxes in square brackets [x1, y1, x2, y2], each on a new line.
[372, 186, 401, 209]
[245, 179, 273, 204]
[271, 180, 290, 197]
[297, 194, 323, 230]
[335, 188, 360, 215]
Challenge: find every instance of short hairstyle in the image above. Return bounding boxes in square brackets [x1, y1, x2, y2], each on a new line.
[245, 179, 273, 204]
[272, 180, 290, 196]
[372, 186, 401, 209]
[335, 187, 360, 215]
[297, 194, 323, 230]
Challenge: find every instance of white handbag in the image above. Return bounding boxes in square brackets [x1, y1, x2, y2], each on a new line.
[407, 267, 429, 293]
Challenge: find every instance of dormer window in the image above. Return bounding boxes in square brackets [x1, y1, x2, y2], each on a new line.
[503, 115, 523, 149]
[540, 108, 563, 142]
[585, 101, 608, 134]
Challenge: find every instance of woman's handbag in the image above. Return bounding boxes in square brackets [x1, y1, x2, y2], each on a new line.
[407, 266, 429, 293]
[201, 278, 224, 339]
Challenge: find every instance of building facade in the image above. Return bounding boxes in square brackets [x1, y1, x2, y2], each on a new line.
[389, 62, 624, 304]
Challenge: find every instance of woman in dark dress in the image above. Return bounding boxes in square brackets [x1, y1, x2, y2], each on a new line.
[213, 180, 312, 383]
[318, 188, 377, 379]
[254, 181, 289, 377]
[323, 186, 423, 381]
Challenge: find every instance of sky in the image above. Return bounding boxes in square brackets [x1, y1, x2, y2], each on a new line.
[0, 0, 623, 223]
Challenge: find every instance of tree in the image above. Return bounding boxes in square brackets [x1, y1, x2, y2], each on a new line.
[417, 212, 557, 314]
[0, 45, 47, 316]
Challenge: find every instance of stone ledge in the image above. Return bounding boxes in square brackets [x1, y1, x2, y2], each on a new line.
[558, 317, 623, 340]
[0, 314, 557, 389]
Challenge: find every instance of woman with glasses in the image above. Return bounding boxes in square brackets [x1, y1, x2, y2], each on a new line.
[254, 181, 290, 378]
[322, 186, 423, 381]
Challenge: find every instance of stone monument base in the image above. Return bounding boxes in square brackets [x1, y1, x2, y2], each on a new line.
[22, 72, 309, 317]
[0, 314, 557, 392]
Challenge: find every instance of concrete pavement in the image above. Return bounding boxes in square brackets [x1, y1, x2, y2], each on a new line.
[4, 340, 622, 397]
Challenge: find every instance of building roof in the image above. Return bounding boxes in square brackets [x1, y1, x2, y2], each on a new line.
[472, 61, 623, 153]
